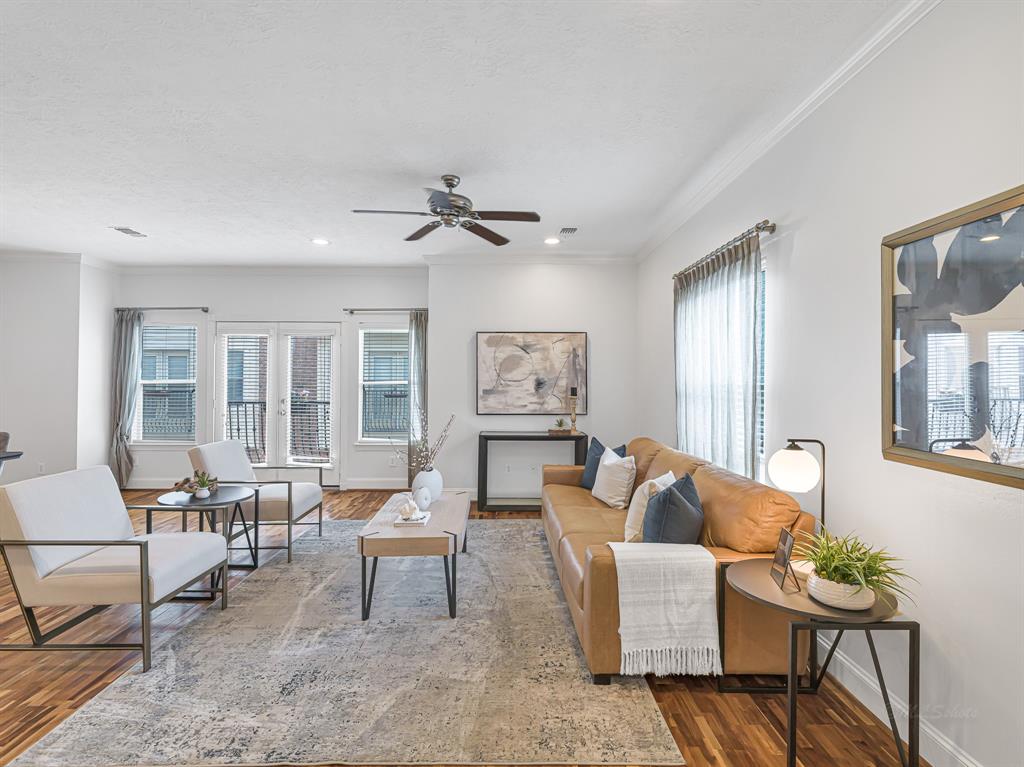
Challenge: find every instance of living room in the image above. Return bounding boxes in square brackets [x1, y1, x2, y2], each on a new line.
[0, 2, 1021, 767]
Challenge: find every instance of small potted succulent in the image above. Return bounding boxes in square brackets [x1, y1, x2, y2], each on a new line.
[795, 529, 912, 611]
[549, 417, 571, 436]
[173, 470, 219, 499]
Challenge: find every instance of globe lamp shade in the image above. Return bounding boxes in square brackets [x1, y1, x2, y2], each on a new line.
[768, 443, 822, 493]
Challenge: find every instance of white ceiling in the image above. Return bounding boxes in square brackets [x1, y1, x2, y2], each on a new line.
[0, 0, 898, 267]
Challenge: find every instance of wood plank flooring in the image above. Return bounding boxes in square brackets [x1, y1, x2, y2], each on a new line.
[0, 489, 924, 767]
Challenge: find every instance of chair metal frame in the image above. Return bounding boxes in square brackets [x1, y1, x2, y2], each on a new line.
[0, 510, 229, 672]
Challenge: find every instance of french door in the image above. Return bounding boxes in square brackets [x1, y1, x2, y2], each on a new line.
[215, 322, 341, 484]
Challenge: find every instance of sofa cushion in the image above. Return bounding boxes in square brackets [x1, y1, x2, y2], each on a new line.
[543, 498, 626, 546]
[543, 484, 610, 512]
[623, 470, 675, 543]
[625, 437, 667, 493]
[646, 448, 708, 485]
[642, 478, 703, 544]
[693, 464, 801, 553]
[560, 532, 622, 607]
[581, 438, 625, 490]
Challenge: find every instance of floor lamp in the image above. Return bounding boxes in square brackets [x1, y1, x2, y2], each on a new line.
[767, 438, 825, 531]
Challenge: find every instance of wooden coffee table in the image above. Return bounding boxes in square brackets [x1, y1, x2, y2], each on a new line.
[357, 491, 470, 620]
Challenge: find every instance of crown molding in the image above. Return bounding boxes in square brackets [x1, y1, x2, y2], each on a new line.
[0, 249, 82, 264]
[634, 0, 943, 263]
[116, 264, 428, 278]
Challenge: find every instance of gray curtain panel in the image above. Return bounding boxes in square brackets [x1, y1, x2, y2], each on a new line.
[109, 308, 144, 487]
[407, 309, 428, 485]
[673, 234, 764, 478]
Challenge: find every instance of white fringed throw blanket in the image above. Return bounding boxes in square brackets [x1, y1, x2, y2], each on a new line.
[607, 543, 722, 676]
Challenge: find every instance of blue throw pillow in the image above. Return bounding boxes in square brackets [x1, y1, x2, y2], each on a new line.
[642, 474, 704, 544]
[581, 437, 626, 490]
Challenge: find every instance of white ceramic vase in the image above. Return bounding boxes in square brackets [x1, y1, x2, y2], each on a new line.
[412, 466, 444, 503]
[807, 572, 876, 611]
[194, 487, 211, 499]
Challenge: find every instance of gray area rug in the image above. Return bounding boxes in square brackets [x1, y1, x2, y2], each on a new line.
[14, 520, 683, 766]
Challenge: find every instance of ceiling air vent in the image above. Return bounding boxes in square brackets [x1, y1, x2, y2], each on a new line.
[110, 226, 147, 238]
[559, 227, 578, 239]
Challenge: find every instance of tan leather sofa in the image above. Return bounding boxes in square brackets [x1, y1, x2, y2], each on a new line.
[542, 437, 813, 683]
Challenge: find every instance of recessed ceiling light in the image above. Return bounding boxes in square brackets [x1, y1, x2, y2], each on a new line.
[544, 237, 560, 245]
[311, 238, 330, 246]
[979, 234, 1000, 242]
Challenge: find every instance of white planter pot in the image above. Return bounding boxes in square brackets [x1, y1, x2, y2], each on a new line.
[412, 466, 444, 503]
[193, 487, 211, 499]
[807, 573, 876, 611]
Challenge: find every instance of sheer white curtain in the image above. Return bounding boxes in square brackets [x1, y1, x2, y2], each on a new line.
[673, 235, 763, 477]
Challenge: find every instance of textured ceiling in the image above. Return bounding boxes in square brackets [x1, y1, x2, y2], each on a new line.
[0, 0, 897, 266]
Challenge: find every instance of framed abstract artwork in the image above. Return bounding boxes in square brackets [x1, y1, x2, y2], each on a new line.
[881, 185, 1024, 489]
[476, 332, 588, 415]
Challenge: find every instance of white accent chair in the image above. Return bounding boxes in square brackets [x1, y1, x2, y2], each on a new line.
[0, 466, 228, 671]
[188, 440, 324, 565]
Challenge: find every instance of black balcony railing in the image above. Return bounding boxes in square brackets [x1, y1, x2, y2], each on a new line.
[226, 401, 267, 463]
[927, 395, 1024, 463]
[289, 398, 330, 462]
[362, 385, 409, 438]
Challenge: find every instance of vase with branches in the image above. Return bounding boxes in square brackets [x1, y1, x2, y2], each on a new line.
[391, 408, 455, 503]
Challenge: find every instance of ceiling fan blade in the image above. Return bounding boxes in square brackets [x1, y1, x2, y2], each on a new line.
[405, 221, 442, 241]
[474, 211, 541, 222]
[352, 209, 431, 216]
[461, 220, 509, 246]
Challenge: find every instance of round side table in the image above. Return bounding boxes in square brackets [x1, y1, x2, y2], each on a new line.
[724, 558, 919, 767]
[150, 486, 258, 569]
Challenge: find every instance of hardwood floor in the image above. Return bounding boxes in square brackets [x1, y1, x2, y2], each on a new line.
[0, 489, 922, 767]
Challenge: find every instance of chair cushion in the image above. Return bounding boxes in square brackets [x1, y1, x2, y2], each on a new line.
[0, 466, 133, 579]
[693, 464, 800, 552]
[188, 441, 257, 483]
[27, 532, 227, 606]
[241, 482, 322, 521]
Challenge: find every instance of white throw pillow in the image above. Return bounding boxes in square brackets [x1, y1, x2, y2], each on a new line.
[591, 448, 637, 509]
[623, 470, 676, 542]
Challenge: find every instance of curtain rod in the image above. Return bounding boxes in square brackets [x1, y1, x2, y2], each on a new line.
[115, 306, 209, 313]
[672, 220, 776, 280]
[343, 307, 426, 314]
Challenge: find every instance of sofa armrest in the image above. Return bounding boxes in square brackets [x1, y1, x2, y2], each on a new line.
[543, 464, 585, 487]
[582, 543, 623, 674]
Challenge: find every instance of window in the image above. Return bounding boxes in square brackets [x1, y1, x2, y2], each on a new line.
[134, 324, 198, 442]
[287, 335, 332, 463]
[359, 329, 410, 440]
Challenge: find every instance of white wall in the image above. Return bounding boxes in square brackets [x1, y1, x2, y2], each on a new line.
[635, 3, 1024, 765]
[427, 261, 637, 497]
[76, 262, 117, 468]
[0, 254, 82, 483]
[117, 266, 427, 487]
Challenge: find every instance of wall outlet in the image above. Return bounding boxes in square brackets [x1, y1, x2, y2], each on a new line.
[37, 462, 45, 475]
[387, 455, 398, 468]
[505, 463, 511, 473]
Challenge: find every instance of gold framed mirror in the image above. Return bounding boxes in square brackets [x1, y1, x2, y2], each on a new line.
[881, 185, 1024, 489]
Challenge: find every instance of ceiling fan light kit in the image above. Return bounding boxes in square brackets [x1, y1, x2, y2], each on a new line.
[352, 174, 540, 246]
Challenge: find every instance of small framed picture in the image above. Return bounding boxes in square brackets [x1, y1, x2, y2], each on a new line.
[770, 529, 799, 591]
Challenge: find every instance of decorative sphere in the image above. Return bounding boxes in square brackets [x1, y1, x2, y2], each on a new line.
[413, 487, 432, 512]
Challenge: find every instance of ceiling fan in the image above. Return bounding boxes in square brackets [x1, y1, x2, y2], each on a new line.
[352, 174, 540, 246]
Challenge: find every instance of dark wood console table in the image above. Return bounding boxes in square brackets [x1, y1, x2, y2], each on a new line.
[477, 431, 588, 512]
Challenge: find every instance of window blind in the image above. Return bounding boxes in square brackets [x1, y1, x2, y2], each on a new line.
[224, 335, 269, 463]
[288, 335, 332, 463]
[988, 331, 1024, 464]
[360, 330, 409, 439]
[135, 325, 197, 442]
[926, 331, 971, 445]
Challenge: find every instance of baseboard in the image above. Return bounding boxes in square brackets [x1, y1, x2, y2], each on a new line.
[819, 637, 983, 767]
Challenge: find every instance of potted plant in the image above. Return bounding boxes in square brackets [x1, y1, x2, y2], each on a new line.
[173, 470, 219, 499]
[549, 417, 571, 435]
[795, 529, 912, 611]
